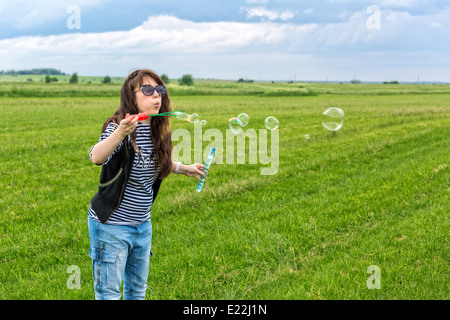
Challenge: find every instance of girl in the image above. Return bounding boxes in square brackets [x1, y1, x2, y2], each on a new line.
[87, 69, 205, 300]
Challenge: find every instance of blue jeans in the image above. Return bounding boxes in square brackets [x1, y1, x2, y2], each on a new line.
[88, 216, 152, 300]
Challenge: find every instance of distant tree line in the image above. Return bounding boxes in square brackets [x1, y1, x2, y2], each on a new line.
[383, 80, 399, 84]
[237, 78, 254, 83]
[159, 73, 194, 86]
[0, 68, 66, 76]
[3, 69, 198, 86]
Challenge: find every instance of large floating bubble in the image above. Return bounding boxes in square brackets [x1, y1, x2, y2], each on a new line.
[175, 112, 189, 121]
[175, 111, 201, 124]
[264, 116, 279, 130]
[191, 113, 200, 123]
[322, 107, 344, 131]
[237, 113, 249, 127]
[228, 117, 243, 134]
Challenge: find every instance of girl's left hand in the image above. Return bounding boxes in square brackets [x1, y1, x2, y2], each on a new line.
[181, 163, 207, 181]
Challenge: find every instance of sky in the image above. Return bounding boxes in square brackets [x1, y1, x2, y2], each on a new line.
[1, 0, 449, 82]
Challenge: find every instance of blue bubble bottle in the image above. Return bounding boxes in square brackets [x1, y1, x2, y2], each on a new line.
[196, 147, 215, 192]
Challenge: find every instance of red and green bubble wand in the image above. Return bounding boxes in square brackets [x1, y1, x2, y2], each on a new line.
[126, 111, 183, 121]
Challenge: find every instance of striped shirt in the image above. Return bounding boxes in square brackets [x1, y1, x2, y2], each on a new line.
[88, 122, 159, 226]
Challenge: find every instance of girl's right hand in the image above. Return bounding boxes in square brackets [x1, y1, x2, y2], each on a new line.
[118, 113, 138, 137]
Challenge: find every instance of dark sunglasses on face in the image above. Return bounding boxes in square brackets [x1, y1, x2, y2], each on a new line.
[135, 85, 166, 97]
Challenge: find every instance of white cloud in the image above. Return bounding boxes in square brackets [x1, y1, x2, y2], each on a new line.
[241, 6, 296, 21]
[136, 15, 299, 53]
[1, 11, 449, 81]
[1, 11, 447, 57]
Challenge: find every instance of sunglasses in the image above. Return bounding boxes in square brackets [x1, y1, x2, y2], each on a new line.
[136, 85, 166, 97]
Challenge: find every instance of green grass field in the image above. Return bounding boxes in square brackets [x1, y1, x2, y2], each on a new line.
[0, 79, 448, 299]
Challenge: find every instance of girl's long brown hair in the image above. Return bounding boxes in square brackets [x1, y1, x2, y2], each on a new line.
[102, 69, 173, 179]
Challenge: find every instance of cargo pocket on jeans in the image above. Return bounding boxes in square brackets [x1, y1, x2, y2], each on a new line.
[89, 245, 117, 291]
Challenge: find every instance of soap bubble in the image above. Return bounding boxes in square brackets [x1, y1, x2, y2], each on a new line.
[201, 120, 207, 126]
[175, 111, 201, 124]
[237, 113, 249, 127]
[228, 117, 243, 134]
[304, 134, 310, 141]
[264, 116, 279, 130]
[322, 107, 344, 131]
[191, 113, 200, 123]
[176, 112, 190, 121]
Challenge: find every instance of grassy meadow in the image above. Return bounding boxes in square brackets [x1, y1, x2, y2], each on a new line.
[0, 77, 448, 300]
